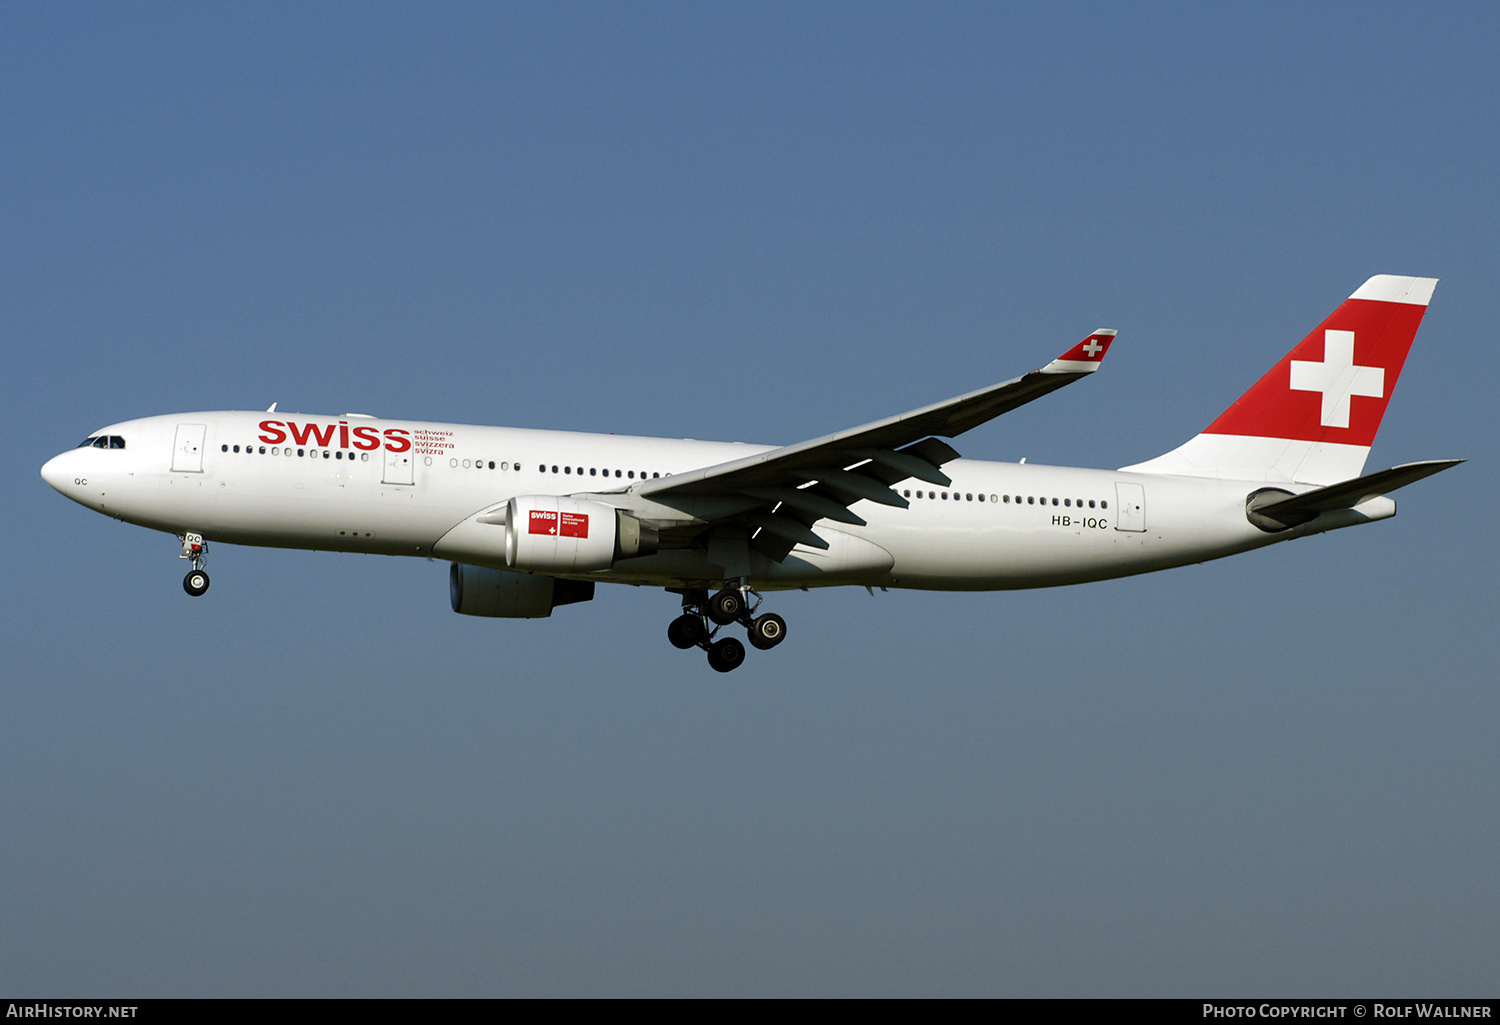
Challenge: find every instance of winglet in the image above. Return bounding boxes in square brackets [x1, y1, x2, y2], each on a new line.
[1041, 329, 1117, 374]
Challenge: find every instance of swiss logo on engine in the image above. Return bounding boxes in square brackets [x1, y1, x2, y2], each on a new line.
[529, 510, 557, 535]
[528, 510, 589, 538]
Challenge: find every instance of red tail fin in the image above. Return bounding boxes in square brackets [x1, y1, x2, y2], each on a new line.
[1123, 275, 1436, 485]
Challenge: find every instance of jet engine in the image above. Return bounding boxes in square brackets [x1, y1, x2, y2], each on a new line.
[504, 495, 658, 572]
[449, 563, 595, 618]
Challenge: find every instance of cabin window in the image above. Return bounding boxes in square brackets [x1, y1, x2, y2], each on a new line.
[590, 468, 597, 476]
[1027, 496, 1034, 505]
[1101, 501, 1108, 509]
[1063, 498, 1070, 507]
[322, 451, 330, 459]
[564, 466, 571, 474]
[221, 444, 228, 452]
[966, 493, 973, 501]
[1089, 500, 1095, 508]
[489, 461, 495, 469]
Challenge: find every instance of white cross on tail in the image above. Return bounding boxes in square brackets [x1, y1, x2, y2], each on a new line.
[1289, 329, 1384, 429]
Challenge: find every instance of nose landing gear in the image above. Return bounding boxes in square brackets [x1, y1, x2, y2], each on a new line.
[180, 532, 210, 597]
[666, 584, 786, 672]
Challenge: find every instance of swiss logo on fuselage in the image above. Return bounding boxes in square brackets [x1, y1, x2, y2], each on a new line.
[529, 510, 589, 538]
[257, 419, 411, 453]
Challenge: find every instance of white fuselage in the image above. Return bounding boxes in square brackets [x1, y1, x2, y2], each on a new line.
[41, 411, 1393, 592]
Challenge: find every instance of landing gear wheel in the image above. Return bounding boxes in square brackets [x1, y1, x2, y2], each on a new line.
[183, 570, 210, 597]
[668, 613, 706, 650]
[747, 613, 786, 650]
[707, 588, 745, 625]
[707, 636, 746, 673]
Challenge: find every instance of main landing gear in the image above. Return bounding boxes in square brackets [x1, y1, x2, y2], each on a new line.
[179, 532, 211, 597]
[667, 584, 787, 673]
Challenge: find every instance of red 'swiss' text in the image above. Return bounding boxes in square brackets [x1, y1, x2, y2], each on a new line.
[257, 420, 411, 453]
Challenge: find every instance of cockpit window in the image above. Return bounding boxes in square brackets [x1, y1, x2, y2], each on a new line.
[76, 435, 126, 449]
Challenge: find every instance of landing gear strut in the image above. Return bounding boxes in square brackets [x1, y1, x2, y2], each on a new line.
[665, 583, 787, 672]
[180, 532, 210, 597]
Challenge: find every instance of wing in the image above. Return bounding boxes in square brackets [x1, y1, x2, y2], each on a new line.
[627, 330, 1117, 560]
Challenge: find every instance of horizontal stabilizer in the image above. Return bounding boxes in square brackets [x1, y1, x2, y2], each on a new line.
[1246, 459, 1462, 531]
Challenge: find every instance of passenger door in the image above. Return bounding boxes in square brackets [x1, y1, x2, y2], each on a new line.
[171, 424, 206, 473]
[1114, 482, 1145, 532]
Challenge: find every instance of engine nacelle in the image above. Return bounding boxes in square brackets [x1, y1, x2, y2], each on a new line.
[449, 563, 595, 618]
[504, 495, 658, 571]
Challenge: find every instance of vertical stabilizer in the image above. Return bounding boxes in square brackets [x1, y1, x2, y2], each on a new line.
[1121, 275, 1436, 485]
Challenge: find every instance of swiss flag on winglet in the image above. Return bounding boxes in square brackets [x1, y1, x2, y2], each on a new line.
[1203, 276, 1435, 447]
[1041, 329, 1116, 374]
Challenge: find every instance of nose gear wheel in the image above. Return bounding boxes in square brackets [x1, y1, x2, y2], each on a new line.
[178, 533, 211, 598]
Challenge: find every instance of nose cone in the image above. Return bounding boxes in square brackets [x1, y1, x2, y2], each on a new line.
[41, 451, 74, 493]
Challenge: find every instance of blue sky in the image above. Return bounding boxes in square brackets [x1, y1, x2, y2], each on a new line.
[3, 2, 1496, 996]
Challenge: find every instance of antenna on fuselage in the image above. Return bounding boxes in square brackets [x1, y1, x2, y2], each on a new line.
[266, 402, 278, 413]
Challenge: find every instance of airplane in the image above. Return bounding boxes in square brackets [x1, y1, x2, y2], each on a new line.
[41, 274, 1460, 672]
